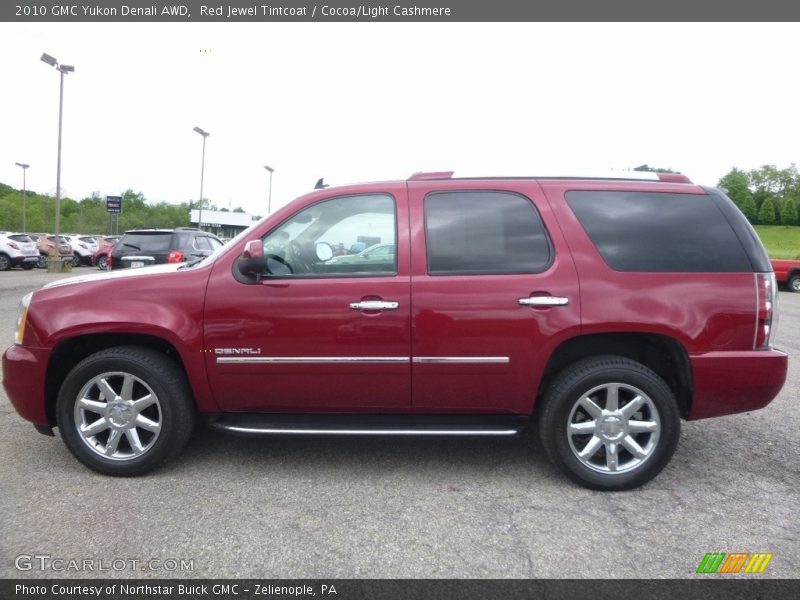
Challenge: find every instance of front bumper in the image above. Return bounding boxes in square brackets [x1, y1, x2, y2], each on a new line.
[689, 349, 789, 420]
[2, 345, 50, 425]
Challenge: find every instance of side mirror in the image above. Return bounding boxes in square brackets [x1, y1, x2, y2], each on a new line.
[237, 240, 264, 277]
[315, 242, 333, 262]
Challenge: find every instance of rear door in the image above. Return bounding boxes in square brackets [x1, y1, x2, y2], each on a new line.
[408, 180, 581, 414]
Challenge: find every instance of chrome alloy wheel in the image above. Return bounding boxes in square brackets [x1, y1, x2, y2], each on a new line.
[567, 383, 661, 474]
[73, 371, 162, 461]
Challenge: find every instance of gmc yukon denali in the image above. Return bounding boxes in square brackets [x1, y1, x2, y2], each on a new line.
[2, 172, 788, 490]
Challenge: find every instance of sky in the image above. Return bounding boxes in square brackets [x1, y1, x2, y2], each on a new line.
[1, 22, 799, 217]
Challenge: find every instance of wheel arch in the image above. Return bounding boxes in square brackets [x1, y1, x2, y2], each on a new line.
[45, 333, 193, 426]
[536, 332, 692, 418]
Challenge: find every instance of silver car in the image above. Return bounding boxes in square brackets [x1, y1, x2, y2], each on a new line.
[0, 232, 39, 271]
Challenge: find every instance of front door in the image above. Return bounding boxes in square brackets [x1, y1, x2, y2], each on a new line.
[204, 188, 411, 412]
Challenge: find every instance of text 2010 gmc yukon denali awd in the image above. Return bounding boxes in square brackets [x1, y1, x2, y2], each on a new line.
[2, 172, 788, 490]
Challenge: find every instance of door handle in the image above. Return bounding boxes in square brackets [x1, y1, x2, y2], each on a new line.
[518, 296, 570, 307]
[349, 300, 400, 311]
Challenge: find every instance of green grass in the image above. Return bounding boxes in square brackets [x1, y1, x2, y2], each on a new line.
[753, 226, 800, 259]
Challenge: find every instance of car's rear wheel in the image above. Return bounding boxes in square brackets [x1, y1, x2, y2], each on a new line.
[37, 254, 48, 269]
[788, 274, 800, 293]
[538, 355, 680, 491]
[72, 253, 81, 268]
[0, 254, 10, 271]
[96, 255, 108, 271]
[57, 347, 195, 476]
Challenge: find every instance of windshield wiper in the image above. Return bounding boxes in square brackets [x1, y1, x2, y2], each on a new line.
[179, 257, 205, 270]
[122, 243, 141, 250]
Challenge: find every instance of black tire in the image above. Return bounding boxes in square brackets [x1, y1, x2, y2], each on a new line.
[57, 346, 196, 476]
[788, 274, 800, 293]
[97, 255, 108, 271]
[538, 355, 680, 491]
[72, 253, 81, 268]
[37, 254, 48, 269]
[0, 253, 10, 271]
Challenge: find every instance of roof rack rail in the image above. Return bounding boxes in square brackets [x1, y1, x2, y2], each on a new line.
[408, 171, 454, 181]
[655, 173, 692, 183]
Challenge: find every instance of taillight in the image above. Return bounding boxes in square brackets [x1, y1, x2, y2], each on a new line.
[80, 243, 88, 249]
[755, 273, 778, 349]
[168, 250, 185, 263]
[7, 241, 19, 250]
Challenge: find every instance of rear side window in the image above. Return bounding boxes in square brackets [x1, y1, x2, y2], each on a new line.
[424, 191, 551, 275]
[9, 235, 33, 243]
[565, 191, 752, 272]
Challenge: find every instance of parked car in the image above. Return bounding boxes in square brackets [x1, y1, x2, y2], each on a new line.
[109, 228, 223, 270]
[0, 232, 39, 270]
[327, 242, 395, 267]
[771, 258, 800, 292]
[92, 235, 121, 271]
[30, 234, 73, 268]
[62, 234, 98, 267]
[2, 172, 788, 489]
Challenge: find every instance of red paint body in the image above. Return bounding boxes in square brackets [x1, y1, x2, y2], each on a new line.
[771, 259, 800, 286]
[2, 177, 788, 426]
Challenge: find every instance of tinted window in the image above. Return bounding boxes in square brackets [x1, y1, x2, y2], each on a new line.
[565, 191, 752, 272]
[9, 235, 33, 243]
[119, 233, 172, 252]
[424, 191, 551, 275]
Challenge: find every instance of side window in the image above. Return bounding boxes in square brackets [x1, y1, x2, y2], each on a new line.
[565, 191, 752, 272]
[194, 236, 212, 251]
[260, 194, 396, 277]
[424, 191, 552, 275]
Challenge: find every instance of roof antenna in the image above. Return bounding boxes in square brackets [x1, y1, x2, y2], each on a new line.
[314, 177, 329, 190]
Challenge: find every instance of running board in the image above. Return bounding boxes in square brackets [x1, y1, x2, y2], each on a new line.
[206, 414, 528, 437]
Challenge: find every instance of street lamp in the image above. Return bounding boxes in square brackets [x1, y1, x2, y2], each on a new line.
[264, 165, 274, 213]
[15, 162, 29, 232]
[193, 126, 210, 230]
[41, 52, 74, 267]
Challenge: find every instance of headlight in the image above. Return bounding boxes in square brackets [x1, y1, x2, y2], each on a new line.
[14, 292, 32, 345]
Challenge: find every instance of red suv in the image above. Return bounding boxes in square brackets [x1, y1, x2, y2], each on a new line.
[2, 172, 788, 490]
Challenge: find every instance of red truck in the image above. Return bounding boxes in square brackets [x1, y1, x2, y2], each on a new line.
[771, 259, 800, 292]
[3, 172, 788, 490]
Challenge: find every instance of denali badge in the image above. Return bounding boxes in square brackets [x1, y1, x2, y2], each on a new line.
[214, 348, 262, 355]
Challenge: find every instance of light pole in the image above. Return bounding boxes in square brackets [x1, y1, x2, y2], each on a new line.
[15, 162, 29, 231]
[41, 53, 74, 267]
[193, 126, 210, 230]
[264, 165, 274, 213]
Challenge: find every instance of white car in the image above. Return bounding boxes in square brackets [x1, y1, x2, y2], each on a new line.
[63, 234, 99, 267]
[0, 232, 39, 271]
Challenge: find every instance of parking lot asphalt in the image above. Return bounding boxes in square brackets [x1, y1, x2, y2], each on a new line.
[0, 267, 798, 579]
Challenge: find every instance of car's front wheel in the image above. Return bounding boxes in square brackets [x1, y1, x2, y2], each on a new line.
[72, 253, 81, 268]
[57, 347, 195, 476]
[96, 255, 108, 271]
[538, 355, 680, 491]
[788, 274, 800, 293]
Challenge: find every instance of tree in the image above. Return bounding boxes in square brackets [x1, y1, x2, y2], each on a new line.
[719, 168, 757, 222]
[780, 196, 799, 225]
[633, 164, 677, 173]
[758, 197, 778, 224]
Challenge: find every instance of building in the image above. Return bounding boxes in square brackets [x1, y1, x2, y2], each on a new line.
[189, 209, 260, 240]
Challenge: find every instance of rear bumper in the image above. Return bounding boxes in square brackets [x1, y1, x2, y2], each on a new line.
[2, 345, 50, 425]
[11, 255, 39, 267]
[689, 349, 788, 420]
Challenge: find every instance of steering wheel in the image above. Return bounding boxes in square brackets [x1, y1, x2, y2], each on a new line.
[264, 253, 294, 275]
[288, 240, 314, 274]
